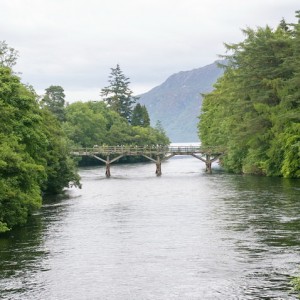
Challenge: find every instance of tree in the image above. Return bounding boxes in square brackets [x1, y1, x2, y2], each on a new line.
[41, 85, 66, 122]
[64, 101, 108, 147]
[155, 120, 167, 136]
[63, 100, 170, 148]
[0, 134, 44, 232]
[100, 64, 138, 122]
[131, 103, 150, 127]
[198, 12, 300, 178]
[0, 41, 18, 68]
[0, 66, 46, 232]
[40, 110, 81, 194]
[0, 65, 80, 232]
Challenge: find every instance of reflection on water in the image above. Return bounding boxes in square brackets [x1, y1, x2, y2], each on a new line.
[1, 157, 300, 299]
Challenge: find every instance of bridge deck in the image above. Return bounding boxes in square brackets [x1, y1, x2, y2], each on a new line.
[71, 145, 223, 156]
[71, 145, 224, 177]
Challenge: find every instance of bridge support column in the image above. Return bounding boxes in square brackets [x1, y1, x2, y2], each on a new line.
[156, 156, 162, 176]
[205, 155, 212, 174]
[105, 156, 111, 178]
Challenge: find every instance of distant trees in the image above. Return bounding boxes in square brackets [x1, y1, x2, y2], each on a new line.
[41, 85, 66, 122]
[131, 103, 150, 127]
[0, 42, 169, 232]
[0, 40, 18, 68]
[100, 64, 138, 122]
[198, 11, 300, 178]
[64, 100, 169, 147]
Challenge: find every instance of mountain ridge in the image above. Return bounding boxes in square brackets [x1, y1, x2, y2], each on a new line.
[138, 61, 224, 142]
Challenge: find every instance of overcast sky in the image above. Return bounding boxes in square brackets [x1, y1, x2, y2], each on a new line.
[1, 0, 299, 101]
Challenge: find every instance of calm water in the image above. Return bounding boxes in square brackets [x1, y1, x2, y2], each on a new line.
[1, 156, 300, 299]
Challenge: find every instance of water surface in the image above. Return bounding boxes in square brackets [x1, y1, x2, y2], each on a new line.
[1, 157, 300, 299]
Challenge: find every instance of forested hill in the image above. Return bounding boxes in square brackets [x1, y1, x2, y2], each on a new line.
[138, 61, 224, 142]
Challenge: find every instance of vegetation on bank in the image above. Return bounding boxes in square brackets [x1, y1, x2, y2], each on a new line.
[0, 65, 80, 233]
[0, 45, 169, 233]
[198, 11, 300, 178]
[291, 276, 300, 293]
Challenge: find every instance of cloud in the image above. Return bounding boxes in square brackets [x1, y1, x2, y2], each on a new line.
[1, 0, 299, 101]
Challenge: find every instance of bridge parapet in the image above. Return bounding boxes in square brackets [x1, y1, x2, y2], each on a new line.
[72, 145, 169, 156]
[71, 145, 224, 177]
[71, 145, 224, 156]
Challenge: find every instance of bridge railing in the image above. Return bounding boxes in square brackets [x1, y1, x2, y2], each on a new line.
[71, 145, 169, 155]
[71, 145, 224, 156]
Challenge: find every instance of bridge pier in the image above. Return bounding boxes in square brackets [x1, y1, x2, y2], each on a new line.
[205, 155, 212, 174]
[155, 156, 162, 176]
[205, 162, 212, 174]
[73, 146, 224, 177]
[105, 156, 111, 178]
[91, 154, 125, 178]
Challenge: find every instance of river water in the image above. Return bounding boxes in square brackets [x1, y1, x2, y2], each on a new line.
[1, 156, 300, 299]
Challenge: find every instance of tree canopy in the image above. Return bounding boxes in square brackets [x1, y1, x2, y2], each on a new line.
[198, 12, 300, 178]
[63, 100, 169, 147]
[40, 85, 66, 122]
[0, 40, 18, 68]
[100, 64, 138, 122]
[131, 103, 150, 127]
[0, 52, 80, 233]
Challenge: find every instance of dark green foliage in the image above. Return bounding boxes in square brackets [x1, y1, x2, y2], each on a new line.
[0, 40, 18, 68]
[41, 85, 66, 122]
[198, 12, 300, 178]
[41, 110, 81, 194]
[63, 101, 108, 147]
[131, 103, 150, 127]
[0, 66, 80, 233]
[291, 276, 300, 292]
[100, 64, 138, 122]
[0, 134, 44, 232]
[64, 100, 170, 148]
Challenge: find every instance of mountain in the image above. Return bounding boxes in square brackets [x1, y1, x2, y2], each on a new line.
[138, 61, 224, 142]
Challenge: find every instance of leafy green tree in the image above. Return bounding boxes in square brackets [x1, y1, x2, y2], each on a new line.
[0, 61, 80, 232]
[107, 117, 135, 145]
[0, 66, 45, 232]
[100, 64, 138, 122]
[0, 134, 44, 232]
[64, 100, 170, 148]
[0, 40, 18, 68]
[63, 102, 108, 147]
[198, 12, 300, 178]
[41, 85, 66, 122]
[131, 103, 150, 127]
[41, 110, 81, 194]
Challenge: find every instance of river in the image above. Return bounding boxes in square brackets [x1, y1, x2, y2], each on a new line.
[1, 156, 300, 299]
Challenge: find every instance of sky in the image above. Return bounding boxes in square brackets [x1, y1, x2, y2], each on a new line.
[1, 0, 299, 101]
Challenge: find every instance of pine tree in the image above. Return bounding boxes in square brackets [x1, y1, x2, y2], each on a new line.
[100, 64, 138, 122]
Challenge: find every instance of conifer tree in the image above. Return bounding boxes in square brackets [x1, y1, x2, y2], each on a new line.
[131, 103, 150, 127]
[100, 64, 138, 122]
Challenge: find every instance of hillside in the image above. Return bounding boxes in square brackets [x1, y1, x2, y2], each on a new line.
[138, 61, 224, 142]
